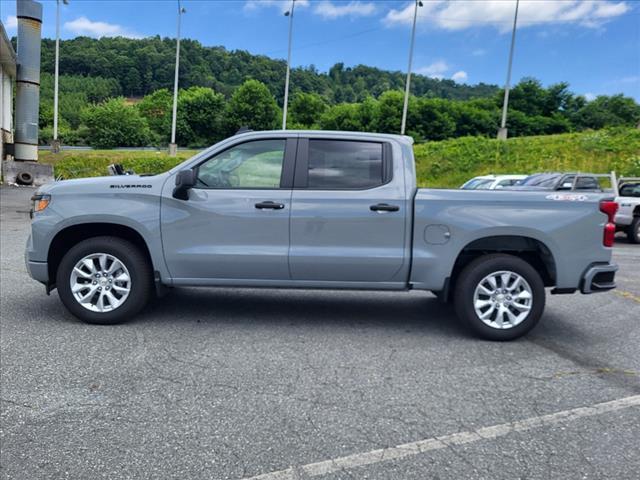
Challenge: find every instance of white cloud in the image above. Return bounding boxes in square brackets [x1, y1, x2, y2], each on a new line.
[4, 15, 18, 31]
[415, 60, 449, 79]
[452, 70, 468, 83]
[64, 16, 141, 38]
[584, 92, 596, 101]
[384, 0, 630, 33]
[471, 48, 486, 57]
[619, 76, 640, 84]
[244, 0, 310, 15]
[314, 1, 377, 19]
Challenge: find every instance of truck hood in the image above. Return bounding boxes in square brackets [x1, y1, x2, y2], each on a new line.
[37, 174, 169, 196]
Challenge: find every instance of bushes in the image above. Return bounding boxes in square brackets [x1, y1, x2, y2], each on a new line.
[82, 98, 151, 149]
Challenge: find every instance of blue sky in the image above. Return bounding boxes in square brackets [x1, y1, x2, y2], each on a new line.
[2, 0, 639, 100]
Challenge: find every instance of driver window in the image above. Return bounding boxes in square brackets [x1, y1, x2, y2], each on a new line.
[196, 139, 286, 189]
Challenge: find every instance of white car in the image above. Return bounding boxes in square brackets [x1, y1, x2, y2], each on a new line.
[461, 175, 527, 190]
[614, 178, 640, 243]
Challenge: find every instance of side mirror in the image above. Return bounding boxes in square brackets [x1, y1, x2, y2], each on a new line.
[173, 169, 196, 200]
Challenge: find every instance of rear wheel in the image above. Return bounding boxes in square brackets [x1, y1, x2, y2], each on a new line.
[627, 217, 640, 244]
[454, 254, 545, 341]
[56, 236, 152, 324]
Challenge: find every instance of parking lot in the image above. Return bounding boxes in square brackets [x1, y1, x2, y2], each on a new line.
[1, 184, 639, 479]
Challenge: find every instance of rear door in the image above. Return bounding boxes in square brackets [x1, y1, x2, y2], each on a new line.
[288, 138, 408, 284]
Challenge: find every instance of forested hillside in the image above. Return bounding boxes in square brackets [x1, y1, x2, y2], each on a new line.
[14, 36, 638, 148]
[38, 36, 498, 102]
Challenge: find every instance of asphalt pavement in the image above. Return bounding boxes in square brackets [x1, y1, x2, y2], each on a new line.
[1, 185, 639, 480]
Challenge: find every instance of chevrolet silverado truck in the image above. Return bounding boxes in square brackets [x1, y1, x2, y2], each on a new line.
[26, 131, 619, 340]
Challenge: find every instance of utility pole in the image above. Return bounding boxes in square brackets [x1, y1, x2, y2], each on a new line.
[401, 0, 422, 136]
[282, 0, 295, 130]
[497, 0, 519, 140]
[52, 0, 68, 154]
[169, 0, 185, 156]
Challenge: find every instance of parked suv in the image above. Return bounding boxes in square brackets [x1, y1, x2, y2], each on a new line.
[614, 177, 640, 243]
[460, 175, 526, 190]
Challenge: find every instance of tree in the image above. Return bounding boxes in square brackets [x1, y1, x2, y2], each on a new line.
[177, 86, 226, 146]
[574, 95, 640, 130]
[289, 92, 328, 127]
[224, 80, 279, 134]
[450, 101, 497, 138]
[414, 98, 456, 141]
[501, 78, 548, 117]
[81, 98, 151, 149]
[319, 104, 362, 131]
[375, 90, 410, 135]
[137, 89, 172, 140]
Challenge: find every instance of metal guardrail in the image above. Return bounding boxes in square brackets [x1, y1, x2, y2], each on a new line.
[37, 146, 203, 152]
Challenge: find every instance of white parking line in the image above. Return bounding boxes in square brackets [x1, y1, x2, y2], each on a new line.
[243, 395, 640, 480]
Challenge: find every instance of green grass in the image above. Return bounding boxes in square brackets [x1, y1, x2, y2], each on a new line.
[414, 127, 640, 188]
[39, 128, 640, 188]
[39, 149, 200, 180]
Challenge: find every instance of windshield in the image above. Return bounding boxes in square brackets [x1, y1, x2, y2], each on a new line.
[517, 174, 561, 187]
[461, 178, 494, 190]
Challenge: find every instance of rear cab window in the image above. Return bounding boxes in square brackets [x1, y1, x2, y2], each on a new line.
[295, 139, 391, 190]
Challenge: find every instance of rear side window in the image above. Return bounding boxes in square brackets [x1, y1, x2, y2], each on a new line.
[620, 184, 640, 197]
[498, 179, 519, 187]
[306, 140, 384, 189]
[575, 177, 599, 190]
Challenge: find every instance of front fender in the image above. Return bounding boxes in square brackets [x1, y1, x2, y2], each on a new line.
[28, 191, 170, 282]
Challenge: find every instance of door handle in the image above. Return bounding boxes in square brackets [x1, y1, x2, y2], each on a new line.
[370, 203, 400, 212]
[255, 201, 285, 210]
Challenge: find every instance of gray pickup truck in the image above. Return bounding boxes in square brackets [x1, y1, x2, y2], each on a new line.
[26, 130, 619, 340]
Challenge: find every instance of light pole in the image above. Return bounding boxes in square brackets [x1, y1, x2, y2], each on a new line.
[401, 0, 422, 136]
[52, 0, 69, 154]
[497, 0, 519, 140]
[169, 0, 185, 156]
[282, 0, 295, 130]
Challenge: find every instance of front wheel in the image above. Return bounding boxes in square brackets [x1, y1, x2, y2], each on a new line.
[454, 254, 545, 341]
[627, 217, 640, 244]
[56, 236, 152, 324]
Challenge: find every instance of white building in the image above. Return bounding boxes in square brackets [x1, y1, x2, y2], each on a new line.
[0, 21, 16, 162]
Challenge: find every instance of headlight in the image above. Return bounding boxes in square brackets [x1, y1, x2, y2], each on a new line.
[30, 194, 51, 216]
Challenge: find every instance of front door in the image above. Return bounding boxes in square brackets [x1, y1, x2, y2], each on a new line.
[289, 138, 408, 284]
[161, 138, 295, 281]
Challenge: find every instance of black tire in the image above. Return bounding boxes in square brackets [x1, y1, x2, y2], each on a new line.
[453, 254, 545, 341]
[16, 171, 34, 185]
[56, 236, 152, 324]
[627, 217, 640, 244]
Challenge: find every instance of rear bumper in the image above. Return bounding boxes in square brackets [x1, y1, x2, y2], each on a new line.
[580, 263, 617, 294]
